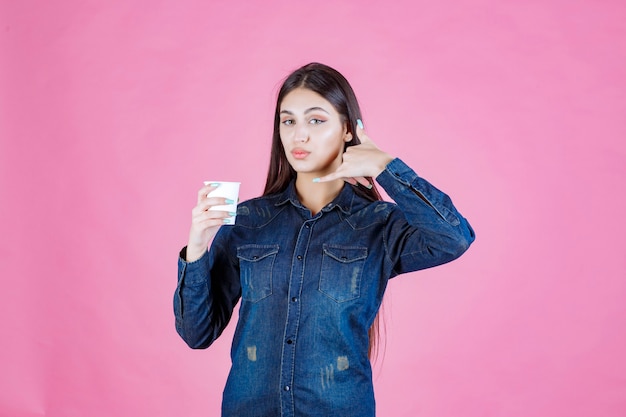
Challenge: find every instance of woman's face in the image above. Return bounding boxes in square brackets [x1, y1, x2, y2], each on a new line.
[279, 88, 351, 178]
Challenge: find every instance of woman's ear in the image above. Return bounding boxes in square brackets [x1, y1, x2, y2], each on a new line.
[344, 123, 353, 142]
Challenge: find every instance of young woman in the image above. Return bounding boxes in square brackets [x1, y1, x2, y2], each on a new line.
[174, 63, 475, 417]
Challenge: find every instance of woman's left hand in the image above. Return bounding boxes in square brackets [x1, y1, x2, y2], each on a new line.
[315, 123, 394, 187]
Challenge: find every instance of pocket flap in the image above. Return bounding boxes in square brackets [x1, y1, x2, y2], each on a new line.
[237, 245, 279, 262]
[322, 245, 367, 263]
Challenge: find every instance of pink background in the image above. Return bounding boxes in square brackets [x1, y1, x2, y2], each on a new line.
[1, 1, 625, 416]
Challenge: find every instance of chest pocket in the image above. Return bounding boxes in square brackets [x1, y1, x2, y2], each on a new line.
[237, 245, 279, 303]
[319, 245, 368, 303]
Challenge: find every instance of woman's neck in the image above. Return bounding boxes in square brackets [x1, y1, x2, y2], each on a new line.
[295, 174, 344, 216]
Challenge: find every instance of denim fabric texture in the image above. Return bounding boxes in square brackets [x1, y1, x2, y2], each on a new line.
[174, 158, 475, 417]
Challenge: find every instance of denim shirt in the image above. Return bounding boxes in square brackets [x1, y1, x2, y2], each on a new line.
[174, 158, 475, 417]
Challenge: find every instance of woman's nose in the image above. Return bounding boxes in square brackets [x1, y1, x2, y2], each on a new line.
[294, 124, 309, 142]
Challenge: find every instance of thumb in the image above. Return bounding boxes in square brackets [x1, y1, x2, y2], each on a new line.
[355, 119, 372, 144]
[313, 171, 343, 183]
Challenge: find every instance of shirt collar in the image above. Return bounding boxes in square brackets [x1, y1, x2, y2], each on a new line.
[275, 180, 355, 215]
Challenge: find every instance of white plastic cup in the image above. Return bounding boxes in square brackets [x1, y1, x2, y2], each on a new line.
[203, 181, 240, 225]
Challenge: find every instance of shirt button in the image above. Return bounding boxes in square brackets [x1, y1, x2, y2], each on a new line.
[297, 255, 302, 260]
[305, 224, 310, 229]
[291, 297, 298, 302]
[287, 339, 293, 344]
[284, 385, 290, 391]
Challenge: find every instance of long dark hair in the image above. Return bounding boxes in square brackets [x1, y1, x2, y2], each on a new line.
[263, 62, 384, 359]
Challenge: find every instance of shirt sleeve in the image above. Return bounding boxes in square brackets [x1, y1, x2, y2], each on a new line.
[173, 227, 241, 349]
[375, 158, 476, 276]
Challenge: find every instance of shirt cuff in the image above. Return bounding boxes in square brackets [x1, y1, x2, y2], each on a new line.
[375, 157, 420, 193]
[178, 246, 211, 285]
[375, 158, 461, 226]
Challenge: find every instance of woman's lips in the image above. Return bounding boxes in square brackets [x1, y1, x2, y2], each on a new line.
[291, 149, 310, 159]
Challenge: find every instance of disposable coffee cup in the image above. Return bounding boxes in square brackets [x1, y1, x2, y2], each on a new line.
[203, 181, 240, 224]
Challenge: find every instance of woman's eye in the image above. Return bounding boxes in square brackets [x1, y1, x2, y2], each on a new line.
[309, 118, 324, 125]
[282, 119, 294, 126]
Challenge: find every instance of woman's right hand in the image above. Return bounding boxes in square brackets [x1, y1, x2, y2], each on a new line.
[185, 183, 234, 262]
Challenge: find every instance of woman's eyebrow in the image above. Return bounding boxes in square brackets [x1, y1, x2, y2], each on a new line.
[305, 106, 330, 114]
[280, 107, 330, 115]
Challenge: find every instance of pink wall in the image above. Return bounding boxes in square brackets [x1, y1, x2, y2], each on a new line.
[1, 1, 625, 416]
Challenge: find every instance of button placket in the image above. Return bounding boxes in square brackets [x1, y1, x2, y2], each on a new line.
[280, 219, 314, 416]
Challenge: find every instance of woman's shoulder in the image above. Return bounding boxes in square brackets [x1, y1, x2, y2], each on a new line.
[234, 194, 285, 228]
[344, 197, 397, 229]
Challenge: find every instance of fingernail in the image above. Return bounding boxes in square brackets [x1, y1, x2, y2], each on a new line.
[366, 183, 373, 189]
[223, 218, 231, 224]
[204, 181, 220, 187]
[228, 212, 236, 216]
[312, 178, 320, 183]
[357, 119, 364, 129]
[225, 199, 235, 204]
